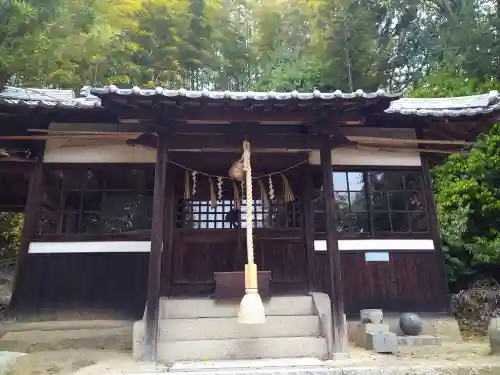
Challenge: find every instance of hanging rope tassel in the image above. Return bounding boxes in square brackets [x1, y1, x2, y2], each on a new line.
[184, 170, 191, 200]
[217, 177, 223, 201]
[268, 175, 275, 201]
[233, 181, 241, 210]
[191, 171, 197, 196]
[258, 178, 271, 228]
[257, 179, 270, 209]
[209, 177, 217, 209]
[282, 174, 295, 203]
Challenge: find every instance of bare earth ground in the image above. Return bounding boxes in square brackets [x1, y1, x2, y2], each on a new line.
[0, 320, 499, 375]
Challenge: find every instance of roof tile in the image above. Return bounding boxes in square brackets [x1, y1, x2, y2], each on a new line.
[89, 85, 400, 100]
[386, 91, 500, 116]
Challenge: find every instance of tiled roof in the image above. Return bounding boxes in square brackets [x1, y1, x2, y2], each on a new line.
[88, 85, 399, 100]
[1, 85, 499, 118]
[385, 91, 500, 116]
[0, 86, 101, 108]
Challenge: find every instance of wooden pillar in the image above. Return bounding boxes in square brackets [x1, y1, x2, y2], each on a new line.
[421, 154, 450, 309]
[319, 135, 348, 353]
[161, 176, 175, 295]
[12, 159, 44, 291]
[144, 133, 168, 362]
[302, 165, 316, 292]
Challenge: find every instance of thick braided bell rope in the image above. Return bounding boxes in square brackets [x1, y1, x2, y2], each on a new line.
[243, 141, 254, 266]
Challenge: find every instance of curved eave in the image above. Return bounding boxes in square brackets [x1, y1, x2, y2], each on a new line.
[89, 86, 401, 101]
[385, 91, 500, 118]
[384, 104, 500, 117]
[0, 98, 102, 109]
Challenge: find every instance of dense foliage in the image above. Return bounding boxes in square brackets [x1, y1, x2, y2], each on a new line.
[0, 213, 23, 260]
[2, 0, 500, 285]
[433, 125, 500, 285]
[1, 0, 500, 92]
[409, 73, 500, 285]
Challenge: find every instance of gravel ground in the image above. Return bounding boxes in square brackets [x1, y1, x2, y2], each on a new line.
[0, 321, 498, 375]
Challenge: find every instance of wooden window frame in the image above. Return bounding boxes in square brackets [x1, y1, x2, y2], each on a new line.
[314, 167, 431, 239]
[35, 164, 155, 241]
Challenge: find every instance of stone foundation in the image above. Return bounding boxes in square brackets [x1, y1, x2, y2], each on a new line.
[347, 314, 461, 343]
[397, 335, 441, 346]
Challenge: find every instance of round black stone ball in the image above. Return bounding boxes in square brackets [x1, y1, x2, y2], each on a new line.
[399, 312, 423, 336]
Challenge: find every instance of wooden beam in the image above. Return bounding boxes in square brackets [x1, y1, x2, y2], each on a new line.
[356, 145, 465, 155]
[143, 133, 168, 362]
[13, 132, 322, 151]
[348, 136, 474, 146]
[0, 135, 134, 140]
[320, 136, 348, 354]
[28, 129, 143, 136]
[10, 129, 473, 153]
[168, 133, 321, 151]
[167, 108, 367, 125]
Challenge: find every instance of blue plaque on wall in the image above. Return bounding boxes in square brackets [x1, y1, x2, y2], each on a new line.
[365, 252, 390, 262]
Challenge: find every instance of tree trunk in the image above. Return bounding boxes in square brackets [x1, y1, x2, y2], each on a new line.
[0, 71, 10, 90]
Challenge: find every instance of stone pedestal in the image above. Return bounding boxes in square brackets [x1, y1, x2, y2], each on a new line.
[353, 323, 390, 348]
[489, 317, 500, 354]
[360, 309, 383, 324]
[365, 332, 397, 353]
[354, 309, 396, 353]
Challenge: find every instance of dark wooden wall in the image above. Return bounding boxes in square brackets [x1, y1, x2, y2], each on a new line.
[312, 251, 449, 315]
[165, 228, 307, 296]
[8, 252, 149, 320]
[8, 249, 449, 320]
[8, 157, 449, 319]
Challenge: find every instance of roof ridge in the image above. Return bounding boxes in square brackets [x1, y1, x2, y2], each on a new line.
[89, 85, 401, 100]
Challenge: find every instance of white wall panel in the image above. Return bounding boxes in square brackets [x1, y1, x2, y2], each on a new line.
[29, 241, 151, 253]
[309, 127, 421, 167]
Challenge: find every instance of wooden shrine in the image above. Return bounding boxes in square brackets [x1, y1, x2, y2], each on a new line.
[0, 86, 498, 358]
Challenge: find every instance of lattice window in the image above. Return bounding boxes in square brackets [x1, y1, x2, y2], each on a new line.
[37, 167, 154, 235]
[369, 171, 428, 233]
[177, 198, 302, 229]
[313, 169, 430, 236]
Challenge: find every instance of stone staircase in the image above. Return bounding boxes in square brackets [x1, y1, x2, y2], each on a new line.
[133, 295, 331, 364]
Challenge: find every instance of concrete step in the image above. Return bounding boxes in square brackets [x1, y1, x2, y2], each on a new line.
[135, 337, 328, 363]
[134, 316, 321, 341]
[170, 358, 325, 371]
[156, 296, 314, 319]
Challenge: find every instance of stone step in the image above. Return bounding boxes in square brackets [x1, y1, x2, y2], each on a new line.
[135, 337, 328, 363]
[397, 335, 441, 346]
[167, 368, 330, 375]
[156, 296, 314, 319]
[170, 358, 325, 371]
[134, 316, 321, 341]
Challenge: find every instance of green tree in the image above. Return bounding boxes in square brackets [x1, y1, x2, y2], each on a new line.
[432, 127, 500, 284]
[0, 0, 139, 89]
[411, 71, 500, 284]
[0, 213, 23, 260]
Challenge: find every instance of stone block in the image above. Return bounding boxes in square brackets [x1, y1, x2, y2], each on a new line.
[353, 323, 390, 348]
[397, 335, 441, 346]
[489, 318, 500, 354]
[365, 332, 397, 353]
[360, 309, 383, 324]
